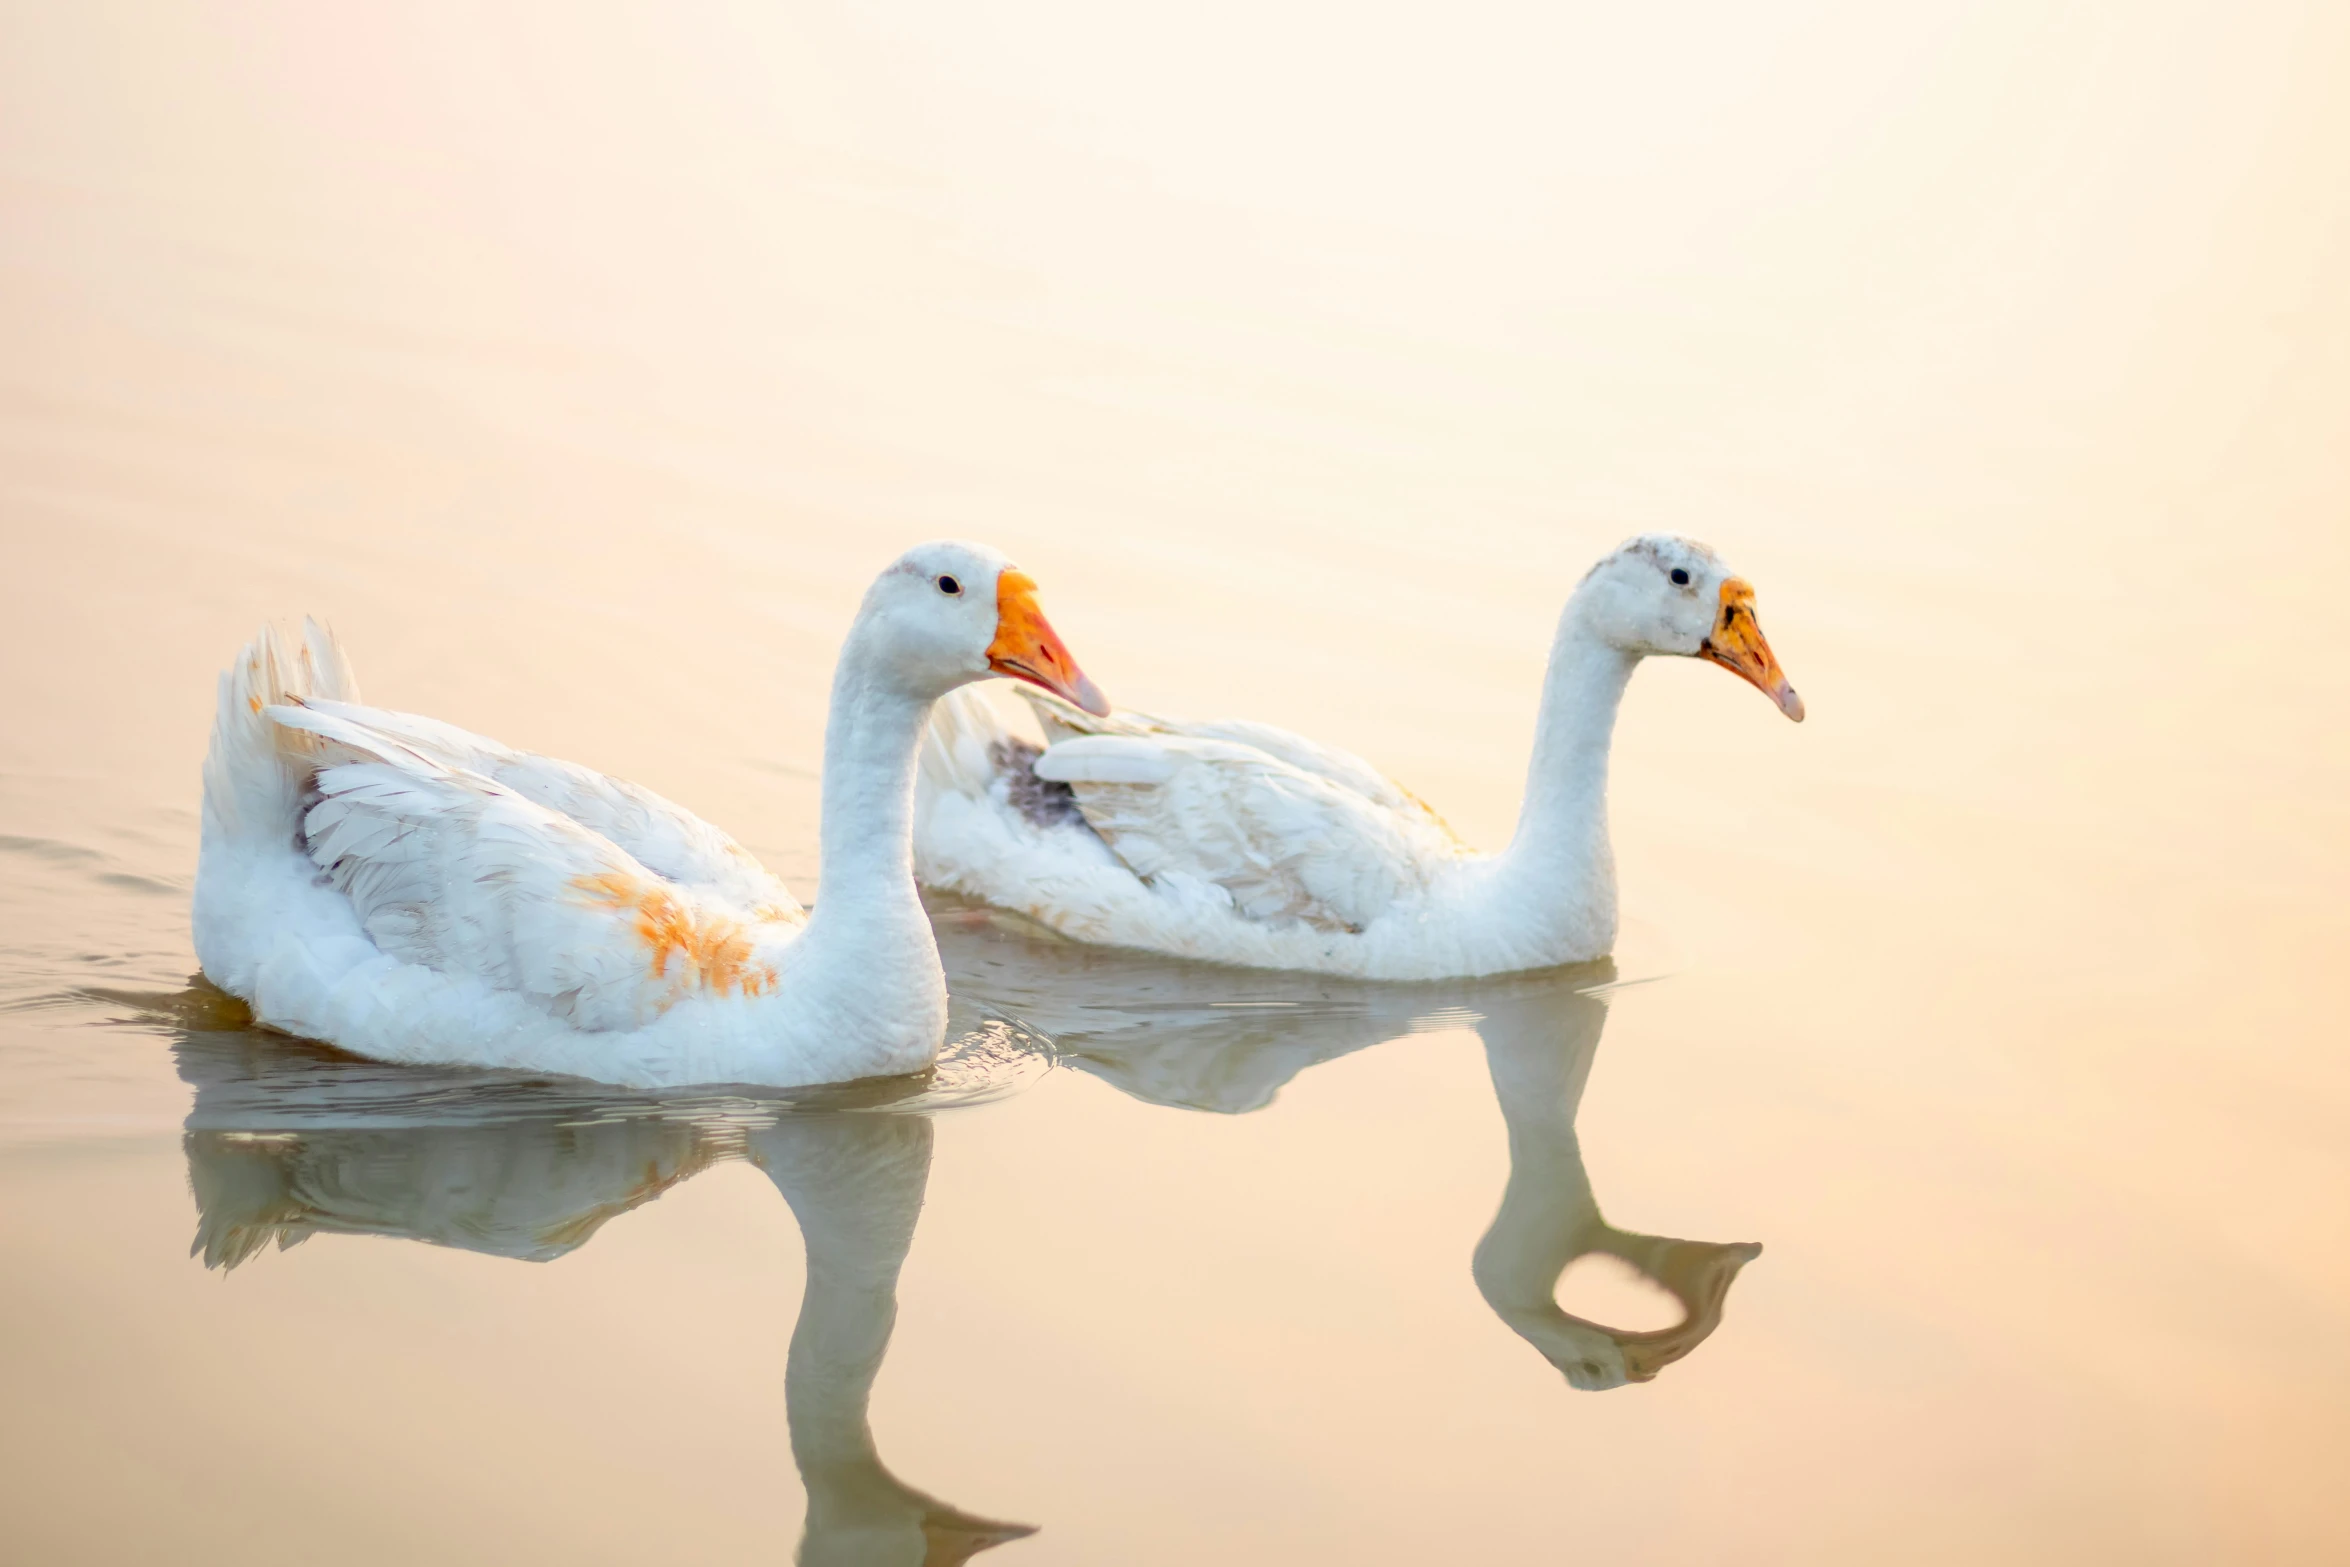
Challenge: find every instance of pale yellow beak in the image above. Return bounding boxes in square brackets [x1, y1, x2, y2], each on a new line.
[1697, 578, 1804, 721]
[987, 569, 1110, 715]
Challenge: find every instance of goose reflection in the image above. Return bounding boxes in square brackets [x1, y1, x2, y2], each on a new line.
[1468, 984, 1759, 1389]
[934, 902, 1763, 1389]
[166, 996, 1034, 1567]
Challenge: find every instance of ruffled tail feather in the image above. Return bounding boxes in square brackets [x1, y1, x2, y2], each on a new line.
[200, 617, 361, 845]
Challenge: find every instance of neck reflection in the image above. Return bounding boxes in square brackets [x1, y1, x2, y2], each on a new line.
[935, 905, 1763, 1389]
[1468, 984, 1760, 1390]
[170, 1012, 1033, 1567]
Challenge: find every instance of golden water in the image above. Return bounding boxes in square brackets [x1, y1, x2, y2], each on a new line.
[3, 2, 2347, 1561]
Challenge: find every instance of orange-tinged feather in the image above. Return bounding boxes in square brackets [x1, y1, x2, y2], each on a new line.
[572, 870, 783, 1002]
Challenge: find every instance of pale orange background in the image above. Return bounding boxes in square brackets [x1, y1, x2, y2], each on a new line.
[2, 3, 2346, 1562]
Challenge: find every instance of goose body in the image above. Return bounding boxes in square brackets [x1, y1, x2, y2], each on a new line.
[915, 535, 1801, 980]
[192, 543, 1106, 1090]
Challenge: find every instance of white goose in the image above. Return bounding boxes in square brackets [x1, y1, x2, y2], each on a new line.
[916, 534, 1801, 980]
[192, 543, 1107, 1090]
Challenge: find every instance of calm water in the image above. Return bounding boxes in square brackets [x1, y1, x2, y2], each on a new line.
[4, 3, 2349, 1561]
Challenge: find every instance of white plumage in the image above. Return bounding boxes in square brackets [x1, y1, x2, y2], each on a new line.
[914, 534, 1804, 980]
[1025, 708, 1463, 933]
[193, 543, 1107, 1089]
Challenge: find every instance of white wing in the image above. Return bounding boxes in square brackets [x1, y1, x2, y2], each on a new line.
[1021, 694, 1466, 934]
[271, 704, 796, 1032]
[298, 699, 801, 924]
[1024, 690, 1461, 840]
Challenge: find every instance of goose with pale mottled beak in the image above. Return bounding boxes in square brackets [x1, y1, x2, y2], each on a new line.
[915, 534, 1801, 980]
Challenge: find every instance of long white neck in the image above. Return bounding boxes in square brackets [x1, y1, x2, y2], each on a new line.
[1483, 605, 1638, 944]
[795, 623, 947, 1010]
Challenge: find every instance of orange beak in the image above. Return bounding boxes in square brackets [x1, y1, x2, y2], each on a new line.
[1698, 578, 1805, 722]
[987, 569, 1110, 715]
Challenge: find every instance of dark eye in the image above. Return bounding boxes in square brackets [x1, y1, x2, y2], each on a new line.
[1669, 568, 1690, 586]
[936, 574, 962, 596]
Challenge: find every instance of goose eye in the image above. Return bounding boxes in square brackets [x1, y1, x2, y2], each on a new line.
[1669, 568, 1690, 586]
[936, 574, 963, 596]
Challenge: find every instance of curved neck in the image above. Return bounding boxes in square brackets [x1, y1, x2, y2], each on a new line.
[806, 627, 935, 938]
[1492, 608, 1637, 897]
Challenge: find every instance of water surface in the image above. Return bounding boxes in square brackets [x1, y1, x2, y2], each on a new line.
[3, 3, 2348, 1561]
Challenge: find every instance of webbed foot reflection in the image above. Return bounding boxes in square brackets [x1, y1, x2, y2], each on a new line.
[165, 999, 1034, 1565]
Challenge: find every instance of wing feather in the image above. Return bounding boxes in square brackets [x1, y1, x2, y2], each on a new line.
[299, 699, 802, 923]
[1015, 704, 1464, 933]
[269, 704, 793, 1032]
[1020, 689, 1460, 839]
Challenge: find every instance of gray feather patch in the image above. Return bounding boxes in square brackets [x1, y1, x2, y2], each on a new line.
[990, 738, 1088, 830]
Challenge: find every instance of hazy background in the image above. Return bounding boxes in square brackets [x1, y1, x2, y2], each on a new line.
[2, 3, 2346, 1562]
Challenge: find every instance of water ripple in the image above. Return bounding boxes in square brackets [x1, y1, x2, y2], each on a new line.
[67, 980, 1058, 1132]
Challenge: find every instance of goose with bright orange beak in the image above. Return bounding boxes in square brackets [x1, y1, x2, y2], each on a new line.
[915, 533, 1802, 981]
[985, 568, 1110, 716]
[191, 541, 1106, 1090]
